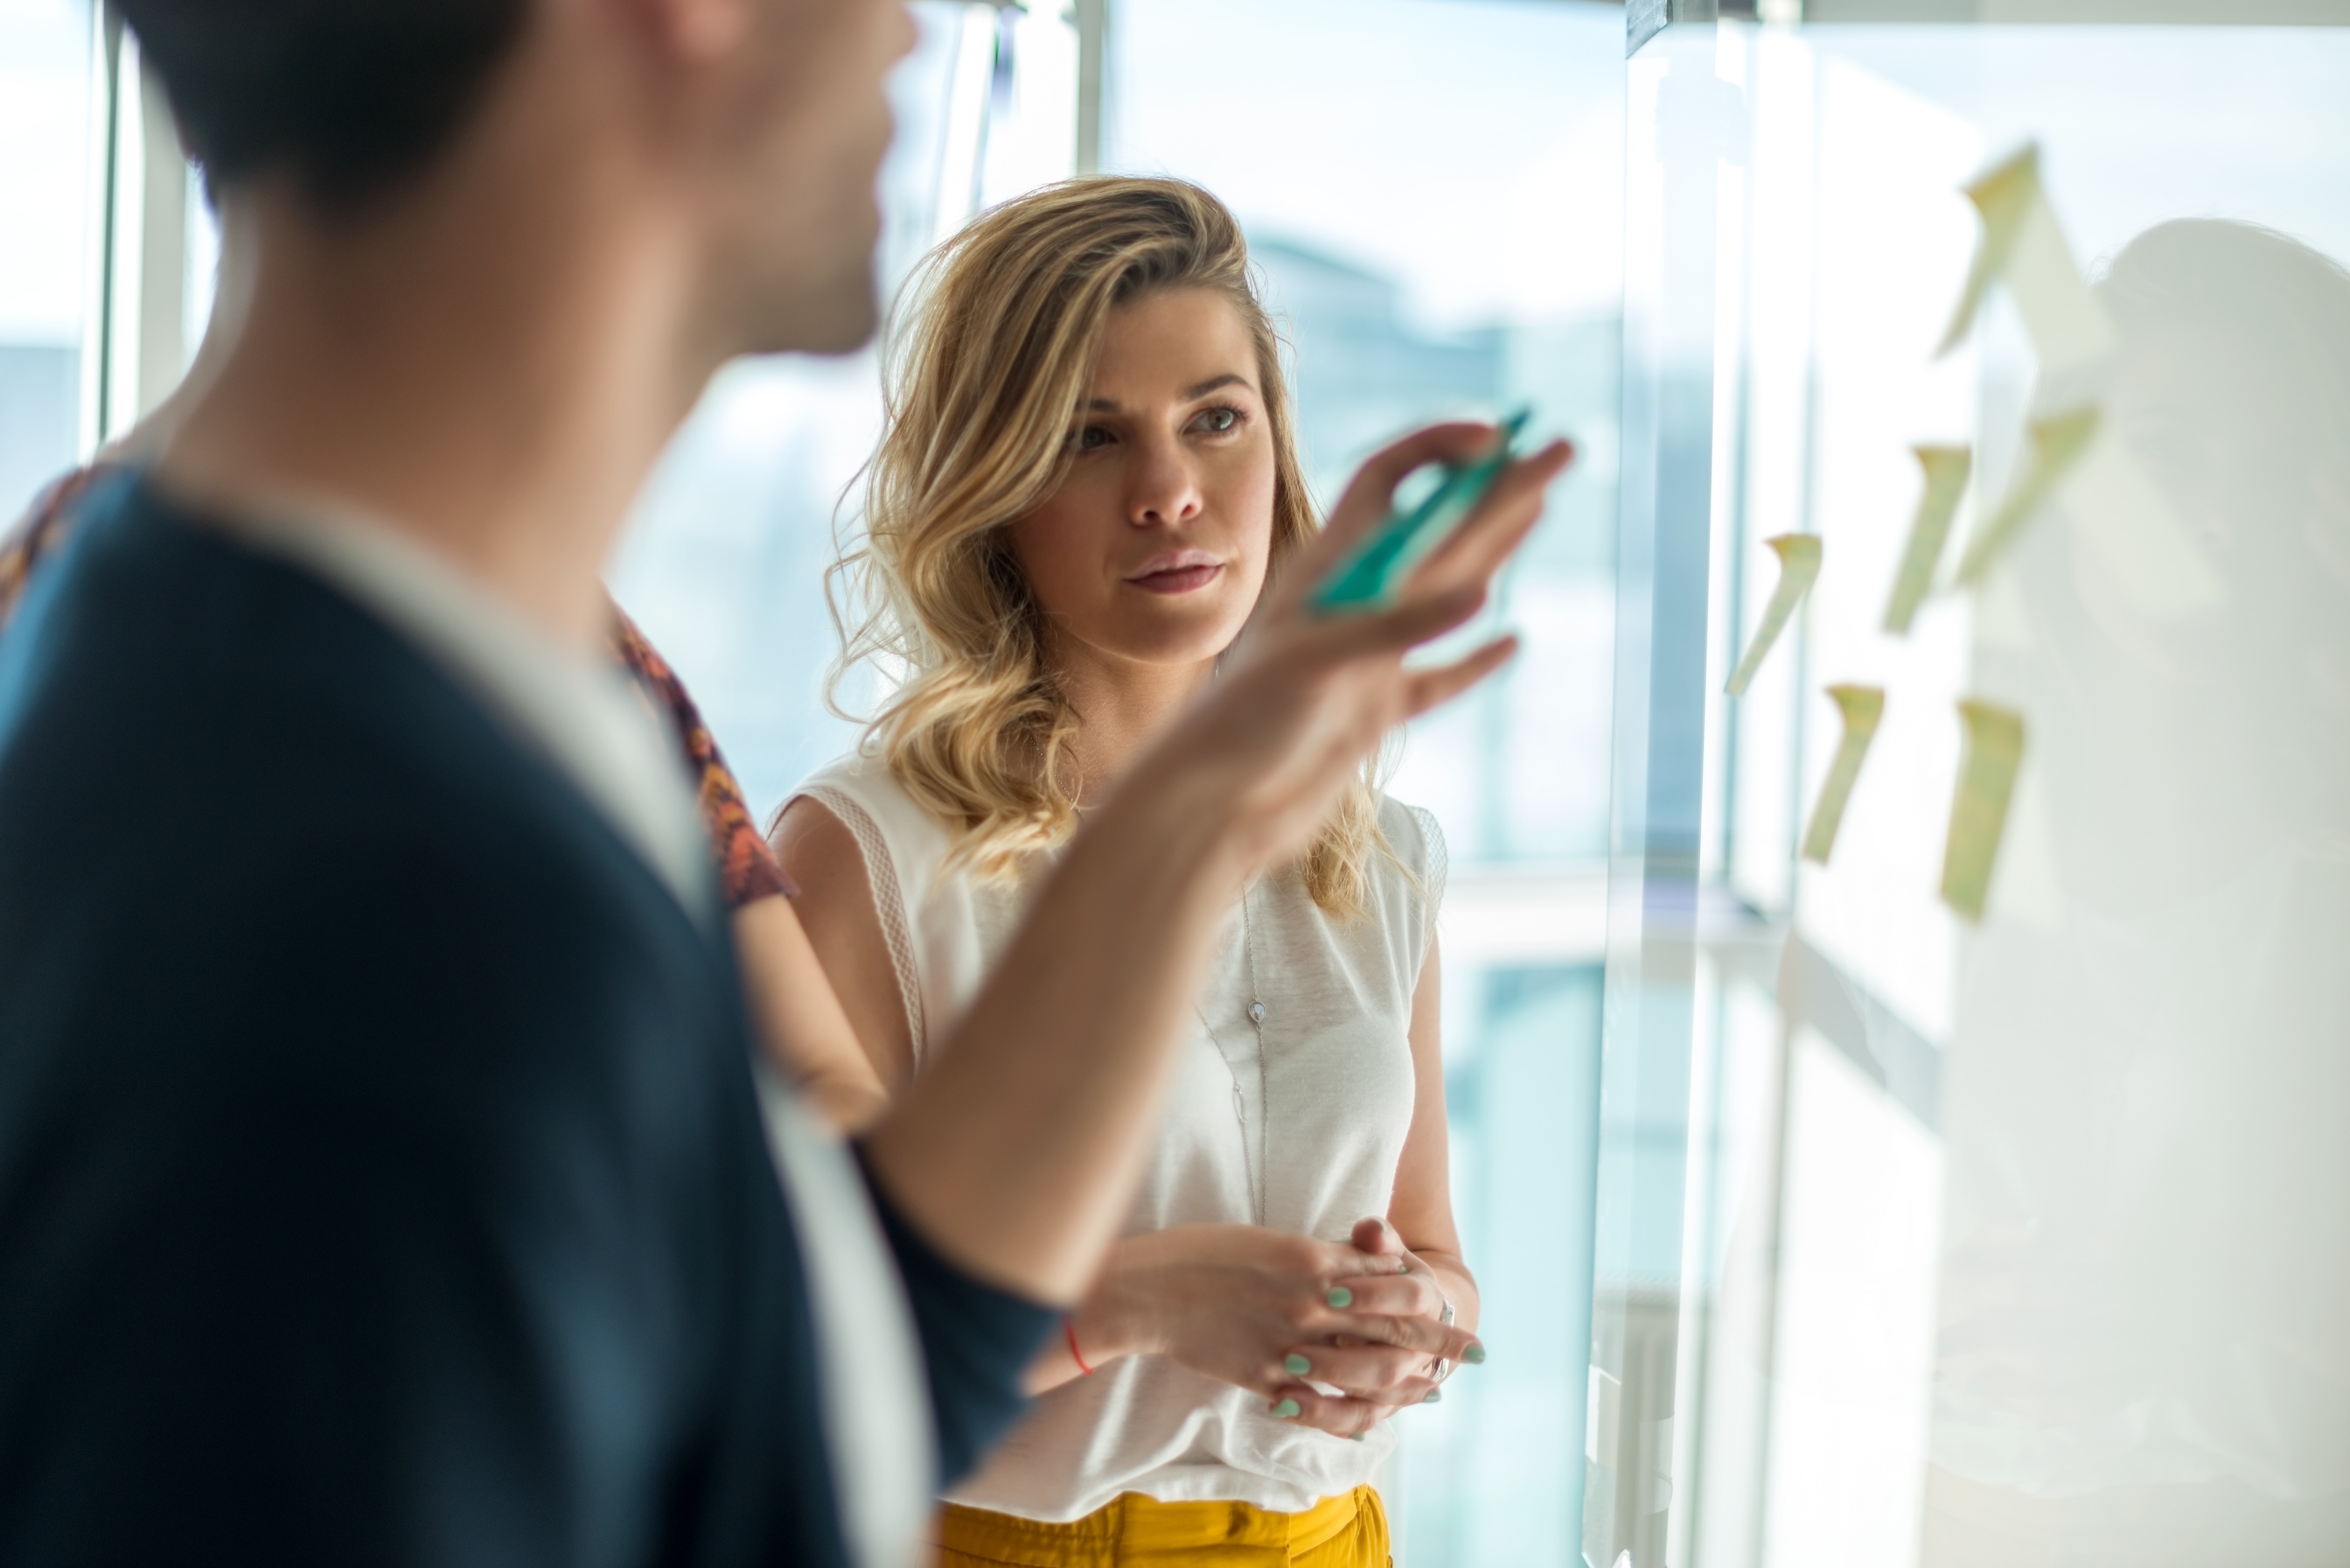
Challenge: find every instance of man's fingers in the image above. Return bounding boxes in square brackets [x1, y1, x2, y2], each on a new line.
[1401, 636, 1520, 719]
[1302, 583, 1490, 668]
[1267, 421, 1518, 614]
[1301, 438, 1566, 673]
[1321, 422, 1504, 548]
[1410, 439, 1574, 594]
[1241, 423, 1563, 668]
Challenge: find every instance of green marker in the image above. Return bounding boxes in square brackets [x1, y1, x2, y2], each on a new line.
[1310, 410, 1532, 614]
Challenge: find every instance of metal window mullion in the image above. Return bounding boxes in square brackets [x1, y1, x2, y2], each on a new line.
[79, 2, 123, 459]
[1073, 0, 1105, 175]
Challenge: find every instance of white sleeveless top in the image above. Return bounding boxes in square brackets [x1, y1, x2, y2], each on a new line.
[790, 749, 1445, 1522]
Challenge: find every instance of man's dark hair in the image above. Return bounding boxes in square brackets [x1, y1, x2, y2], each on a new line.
[116, 0, 531, 211]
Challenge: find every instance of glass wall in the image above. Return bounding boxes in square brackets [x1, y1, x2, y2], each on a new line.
[0, 0, 98, 520]
[608, 0, 1054, 797]
[615, 3, 1631, 1561]
[1107, 4, 1625, 1563]
[0, 0, 227, 524]
[1600, 13, 2350, 1567]
[1112, 0, 1623, 865]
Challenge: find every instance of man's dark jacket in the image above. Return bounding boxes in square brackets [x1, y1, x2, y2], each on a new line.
[0, 476, 1047, 1566]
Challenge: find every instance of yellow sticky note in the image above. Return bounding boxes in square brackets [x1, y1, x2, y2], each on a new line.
[1882, 445, 1971, 635]
[1936, 147, 2035, 358]
[1937, 144, 2116, 376]
[1952, 405, 2100, 589]
[1724, 534, 1822, 698]
[1941, 700, 2027, 922]
[1800, 684, 1885, 866]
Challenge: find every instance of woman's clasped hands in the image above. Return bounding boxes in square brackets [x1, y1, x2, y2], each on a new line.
[1065, 1217, 1483, 1439]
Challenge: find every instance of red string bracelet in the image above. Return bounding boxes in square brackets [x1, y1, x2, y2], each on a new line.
[1064, 1314, 1094, 1376]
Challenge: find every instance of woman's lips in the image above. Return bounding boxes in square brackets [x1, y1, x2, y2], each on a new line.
[1128, 563, 1223, 594]
[1124, 553, 1224, 595]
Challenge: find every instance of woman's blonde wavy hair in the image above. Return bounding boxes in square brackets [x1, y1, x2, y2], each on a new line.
[833, 176, 1387, 917]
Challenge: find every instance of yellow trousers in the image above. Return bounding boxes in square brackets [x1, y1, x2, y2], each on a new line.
[933, 1486, 1390, 1568]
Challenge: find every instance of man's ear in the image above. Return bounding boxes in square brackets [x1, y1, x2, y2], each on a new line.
[623, 0, 752, 60]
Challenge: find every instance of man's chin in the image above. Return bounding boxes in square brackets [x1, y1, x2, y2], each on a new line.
[750, 271, 881, 359]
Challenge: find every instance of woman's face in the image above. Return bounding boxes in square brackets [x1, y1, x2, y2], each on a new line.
[1005, 287, 1279, 676]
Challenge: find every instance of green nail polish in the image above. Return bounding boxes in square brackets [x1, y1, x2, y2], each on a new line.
[1463, 1342, 1487, 1365]
[1350, 1431, 1367, 1441]
[1285, 1353, 1313, 1376]
[1326, 1286, 1353, 1308]
[1423, 1388, 1443, 1404]
[1271, 1398, 1302, 1419]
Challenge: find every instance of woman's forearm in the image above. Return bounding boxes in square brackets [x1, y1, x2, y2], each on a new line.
[1019, 1258, 1154, 1395]
[731, 895, 891, 1133]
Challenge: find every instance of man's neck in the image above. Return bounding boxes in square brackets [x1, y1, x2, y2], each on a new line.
[152, 158, 707, 652]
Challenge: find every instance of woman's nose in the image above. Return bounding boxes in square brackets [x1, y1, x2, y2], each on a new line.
[1126, 436, 1204, 528]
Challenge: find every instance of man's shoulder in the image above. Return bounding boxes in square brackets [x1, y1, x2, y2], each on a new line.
[0, 480, 727, 1058]
[8, 481, 644, 879]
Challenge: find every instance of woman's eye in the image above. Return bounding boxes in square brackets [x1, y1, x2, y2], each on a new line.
[1067, 425, 1114, 453]
[1194, 407, 1242, 435]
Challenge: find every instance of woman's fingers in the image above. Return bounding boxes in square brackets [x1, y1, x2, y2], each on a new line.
[1314, 1308, 1483, 1366]
[1314, 1269, 1444, 1322]
[1292, 1235, 1392, 1282]
[1284, 1342, 1435, 1401]
[1273, 1304, 1478, 1375]
[1348, 1216, 1407, 1259]
[1265, 1384, 1397, 1438]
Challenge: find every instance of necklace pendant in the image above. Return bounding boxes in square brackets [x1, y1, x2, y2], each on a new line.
[1248, 1000, 1266, 1025]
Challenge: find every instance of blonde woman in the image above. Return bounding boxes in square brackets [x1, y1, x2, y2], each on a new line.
[776, 180, 1549, 1566]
